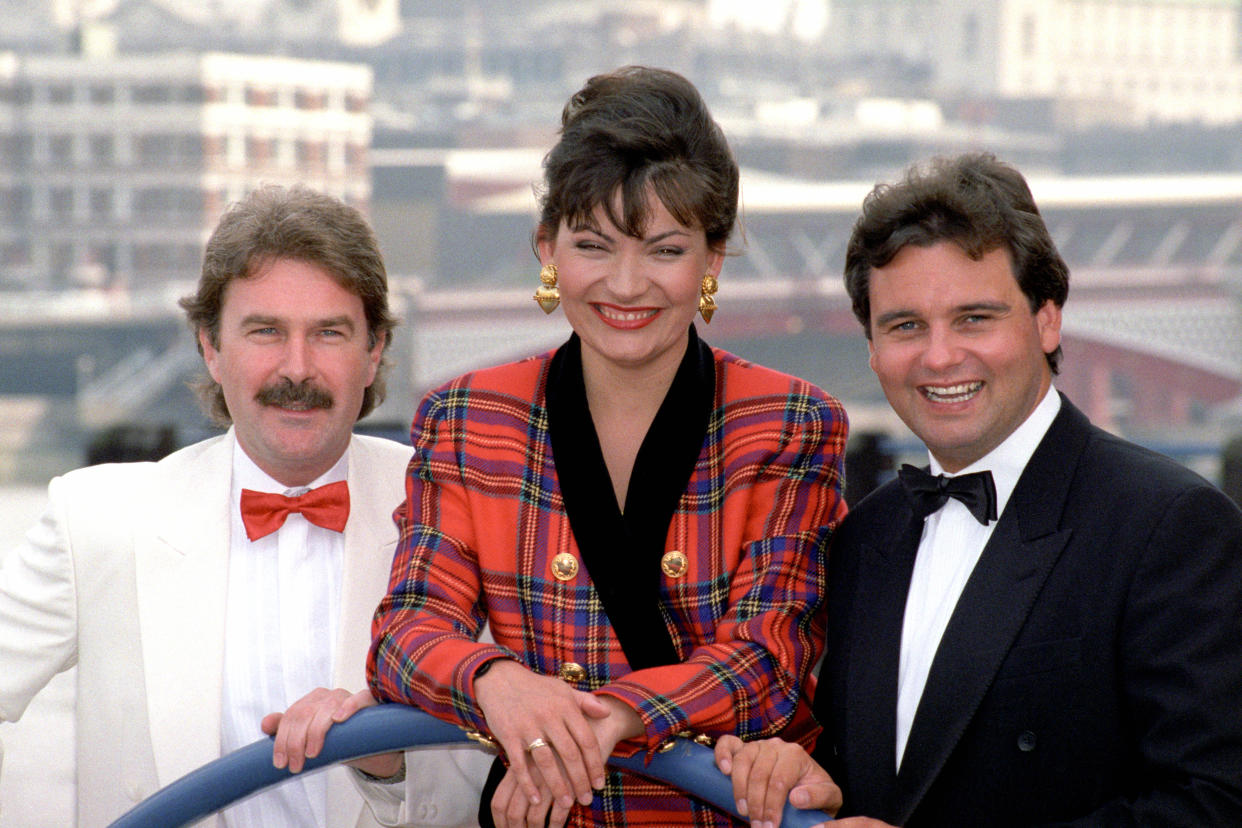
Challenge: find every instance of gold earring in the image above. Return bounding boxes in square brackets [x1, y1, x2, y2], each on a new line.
[533, 263, 560, 313]
[698, 272, 718, 323]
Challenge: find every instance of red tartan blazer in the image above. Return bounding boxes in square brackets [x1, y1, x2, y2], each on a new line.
[369, 341, 848, 825]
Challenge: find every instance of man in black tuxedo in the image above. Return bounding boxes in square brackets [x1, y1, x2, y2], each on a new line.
[715, 153, 1242, 827]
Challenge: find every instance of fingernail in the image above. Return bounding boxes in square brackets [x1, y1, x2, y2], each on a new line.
[593, 776, 605, 790]
[560, 795, 573, 809]
[764, 821, 775, 828]
[737, 798, 748, 816]
[578, 791, 593, 806]
[273, 752, 285, 769]
[720, 758, 732, 773]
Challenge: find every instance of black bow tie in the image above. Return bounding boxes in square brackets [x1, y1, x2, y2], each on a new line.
[898, 464, 997, 525]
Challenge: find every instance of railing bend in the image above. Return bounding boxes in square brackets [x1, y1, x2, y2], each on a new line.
[109, 705, 832, 827]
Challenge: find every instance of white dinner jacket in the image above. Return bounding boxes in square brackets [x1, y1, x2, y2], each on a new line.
[0, 430, 490, 827]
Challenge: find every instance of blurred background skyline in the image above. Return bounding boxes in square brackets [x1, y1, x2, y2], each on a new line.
[2, 0, 1242, 485]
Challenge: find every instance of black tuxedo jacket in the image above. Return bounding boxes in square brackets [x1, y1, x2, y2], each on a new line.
[814, 396, 1242, 826]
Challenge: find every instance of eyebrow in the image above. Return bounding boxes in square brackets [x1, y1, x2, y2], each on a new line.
[874, 301, 1011, 329]
[239, 314, 357, 332]
[567, 223, 690, 244]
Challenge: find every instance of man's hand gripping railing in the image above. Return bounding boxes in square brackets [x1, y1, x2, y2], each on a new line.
[108, 704, 832, 827]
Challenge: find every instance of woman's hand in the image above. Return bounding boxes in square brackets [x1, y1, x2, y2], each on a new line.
[714, 734, 843, 828]
[475, 661, 612, 816]
[261, 687, 403, 779]
[484, 678, 645, 828]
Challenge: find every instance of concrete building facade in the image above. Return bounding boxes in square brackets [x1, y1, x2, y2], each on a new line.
[0, 51, 372, 291]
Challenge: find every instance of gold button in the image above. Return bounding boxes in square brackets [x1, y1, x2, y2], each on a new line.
[464, 730, 499, 751]
[558, 662, 586, 683]
[551, 552, 578, 581]
[661, 550, 688, 578]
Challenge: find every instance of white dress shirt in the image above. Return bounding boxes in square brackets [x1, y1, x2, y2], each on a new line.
[895, 388, 1060, 769]
[220, 442, 346, 827]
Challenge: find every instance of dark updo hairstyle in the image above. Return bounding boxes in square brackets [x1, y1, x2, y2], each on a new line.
[538, 66, 739, 250]
[843, 152, 1069, 372]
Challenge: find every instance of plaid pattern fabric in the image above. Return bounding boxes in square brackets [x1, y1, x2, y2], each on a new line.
[369, 347, 848, 826]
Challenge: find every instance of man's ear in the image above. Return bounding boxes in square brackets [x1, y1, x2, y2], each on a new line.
[199, 328, 222, 384]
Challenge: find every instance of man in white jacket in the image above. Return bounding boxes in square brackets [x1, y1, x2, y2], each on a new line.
[0, 185, 490, 827]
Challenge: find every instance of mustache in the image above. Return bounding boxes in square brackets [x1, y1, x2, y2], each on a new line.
[254, 378, 334, 410]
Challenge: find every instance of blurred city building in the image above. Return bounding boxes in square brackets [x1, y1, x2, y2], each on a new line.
[0, 49, 372, 292]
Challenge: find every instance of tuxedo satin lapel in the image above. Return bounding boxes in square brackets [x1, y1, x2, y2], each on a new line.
[891, 518, 1070, 821]
[841, 506, 923, 817]
[136, 432, 233, 785]
[890, 398, 1085, 822]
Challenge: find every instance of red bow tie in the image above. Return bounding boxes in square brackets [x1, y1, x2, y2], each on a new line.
[240, 480, 350, 541]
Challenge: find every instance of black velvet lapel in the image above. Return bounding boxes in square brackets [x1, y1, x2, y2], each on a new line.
[545, 328, 715, 670]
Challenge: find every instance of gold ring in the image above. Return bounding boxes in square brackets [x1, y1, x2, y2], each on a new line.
[526, 737, 548, 752]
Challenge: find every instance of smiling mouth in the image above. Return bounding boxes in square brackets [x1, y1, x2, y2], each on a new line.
[593, 304, 658, 323]
[920, 381, 983, 403]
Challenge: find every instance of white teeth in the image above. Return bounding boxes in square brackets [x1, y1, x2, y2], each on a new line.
[597, 306, 656, 322]
[922, 381, 982, 402]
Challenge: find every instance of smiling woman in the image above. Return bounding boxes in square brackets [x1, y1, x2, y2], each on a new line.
[365, 66, 850, 828]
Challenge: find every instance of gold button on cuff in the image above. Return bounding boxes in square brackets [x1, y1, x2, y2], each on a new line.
[660, 550, 688, 578]
[551, 552, 579, 581]
[557, 662, 586, 683]
[464, 729, 499, 751]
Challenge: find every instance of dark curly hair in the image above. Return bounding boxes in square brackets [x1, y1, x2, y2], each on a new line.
[843, 152, 1070, 372]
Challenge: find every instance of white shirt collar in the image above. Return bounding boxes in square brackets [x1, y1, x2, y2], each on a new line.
[927, 386, 1061, 521]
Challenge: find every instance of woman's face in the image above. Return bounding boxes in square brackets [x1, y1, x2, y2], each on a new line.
[538, 192, 723, 377]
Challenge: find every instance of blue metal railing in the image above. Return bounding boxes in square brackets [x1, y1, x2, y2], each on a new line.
[109, 705, 832, 827]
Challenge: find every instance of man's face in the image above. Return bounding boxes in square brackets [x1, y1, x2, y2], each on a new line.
[867, 241, 1061, 472]
[200, 258, 384, 486]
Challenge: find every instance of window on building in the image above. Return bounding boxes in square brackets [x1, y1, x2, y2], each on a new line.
[246, 87, 275, 106]
[49, 136, 74, 167]
[90, 188, 113, 220]
[135, 135, 178, 167]
[296, 89, 326, 110]
[179, 84, 205, 104]
[962, 12, 979, 59]
[1022, 13, 1037, 58]
[47, 84, 74, 104]
[132, 84, 171, 104]
[50, 188, 74, 220]
[89, 135, 115, 166]
[247, 136, 275, 166]
[89, 85, 114, 104]
[1, 241, 30, 266]
[0, 134, 32, 167]
[345, 91, 368, 113]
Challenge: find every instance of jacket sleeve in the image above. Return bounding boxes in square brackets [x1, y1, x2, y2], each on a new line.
[0, 475, 81, 724]
[368, 386, 513, 734]
[1058, 482, 1242, 826]
[596, 390, 848, 754]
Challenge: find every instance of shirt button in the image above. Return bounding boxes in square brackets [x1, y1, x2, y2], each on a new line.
[1017, 730, 1037, 752]
[558, 662, 586, 683]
